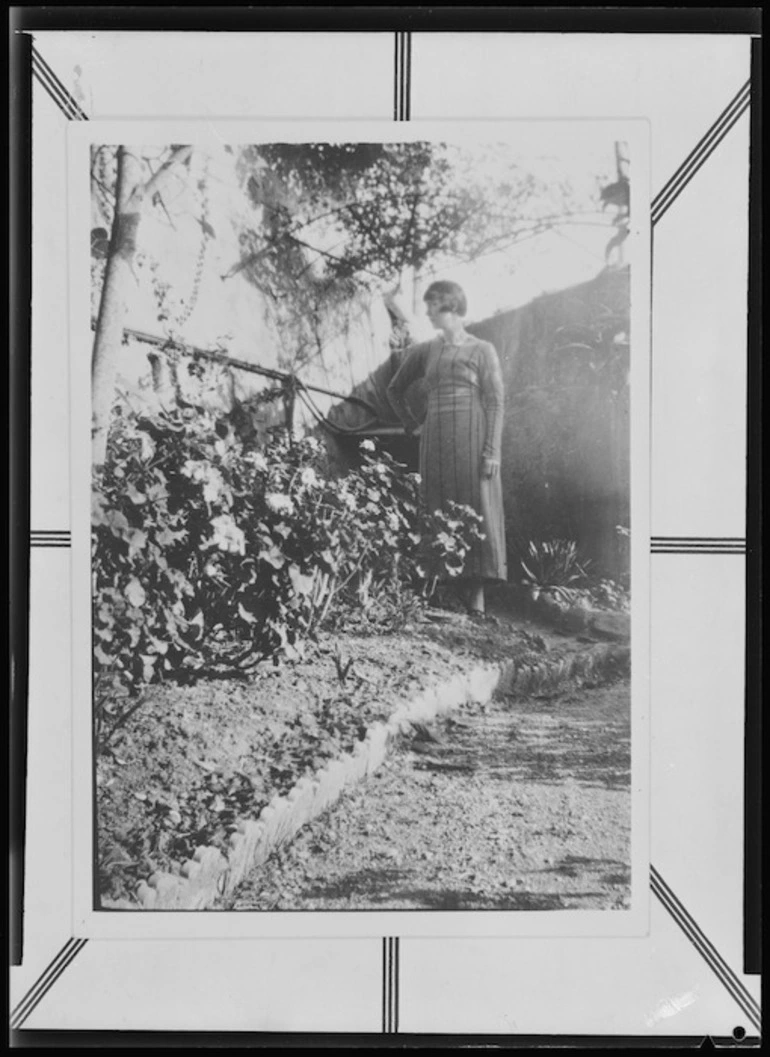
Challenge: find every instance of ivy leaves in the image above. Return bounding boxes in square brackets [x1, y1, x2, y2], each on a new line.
[93, 408, 484, 745]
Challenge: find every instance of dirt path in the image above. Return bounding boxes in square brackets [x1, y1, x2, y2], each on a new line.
[227, 675, 631, 912]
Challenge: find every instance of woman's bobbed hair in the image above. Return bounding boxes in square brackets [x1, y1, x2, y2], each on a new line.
[423, 280, 468, 318]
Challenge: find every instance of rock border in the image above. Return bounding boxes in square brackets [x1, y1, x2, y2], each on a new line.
[529, 594, 631, 641]
[102, 642, 628, 911]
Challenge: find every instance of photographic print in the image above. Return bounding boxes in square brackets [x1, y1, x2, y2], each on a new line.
[13, 22, 758, 1040]
[82, 125, 645, 918]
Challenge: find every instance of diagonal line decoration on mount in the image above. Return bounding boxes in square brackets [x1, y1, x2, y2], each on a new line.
[651, 79, 750, 225]
[9, 938, 88, 1031]
[650, 867, 761, 1032]
[31, 45, 89, 121]
[19, 45, 756, 1037]
[382, 936, 400, 1033]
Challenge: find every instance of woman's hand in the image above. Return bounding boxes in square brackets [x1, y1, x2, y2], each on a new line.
[481, 457, 500, 479]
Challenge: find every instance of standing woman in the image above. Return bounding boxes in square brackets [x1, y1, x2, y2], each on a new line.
[387, 280, 507, 616]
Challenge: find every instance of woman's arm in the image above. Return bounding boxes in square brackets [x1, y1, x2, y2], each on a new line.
[477, 341, 505, 465]
[386, 342, 429, 432]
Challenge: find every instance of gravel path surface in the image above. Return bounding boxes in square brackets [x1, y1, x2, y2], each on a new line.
[227, 675, 631, 912]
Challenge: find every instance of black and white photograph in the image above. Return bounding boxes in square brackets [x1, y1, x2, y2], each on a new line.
[12, 23, 758, 1041]
[85, 127, 642, 915]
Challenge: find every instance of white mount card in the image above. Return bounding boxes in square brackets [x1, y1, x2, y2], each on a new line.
[11, 24, 759, 1042]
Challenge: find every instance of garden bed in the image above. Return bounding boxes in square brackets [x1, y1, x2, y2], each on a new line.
[227, 675, 632, 912]
[96, 590, 615, 907]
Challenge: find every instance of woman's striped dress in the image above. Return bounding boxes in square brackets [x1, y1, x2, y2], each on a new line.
[387, 335, 507, 583]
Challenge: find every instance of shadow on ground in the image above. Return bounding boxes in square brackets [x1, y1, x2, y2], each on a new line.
[526, 854, 632, 888]
[408, 688, 630, 792]
[300, 865, 605, 910]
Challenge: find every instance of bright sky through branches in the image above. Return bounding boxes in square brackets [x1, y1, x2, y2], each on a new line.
[102, 131, 632, 352]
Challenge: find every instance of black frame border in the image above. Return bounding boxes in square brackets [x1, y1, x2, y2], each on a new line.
[8, 6, 765, 34]
[7, 4, 762, 1043]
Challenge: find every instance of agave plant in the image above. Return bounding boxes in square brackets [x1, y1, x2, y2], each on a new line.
[519, 539, 591, 604]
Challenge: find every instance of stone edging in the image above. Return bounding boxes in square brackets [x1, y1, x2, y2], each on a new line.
[529, 594, 630, 641]
[102, 642, 628, 911]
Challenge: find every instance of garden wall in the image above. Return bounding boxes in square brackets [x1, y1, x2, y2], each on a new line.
[470, 265, 630, 578]
[111, 283, 394, 440]
[100, 153, 397, 441]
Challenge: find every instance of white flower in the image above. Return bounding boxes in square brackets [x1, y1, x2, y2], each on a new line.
[209, 514, 245, 555]
[386, 512, 400, 532]
[300, 467, 318, 488]
[265, 492, 295, 516]
[202, 467, 226, 505]
[140, 433, 156, 462]
[182, 460, 228, 505]
[182, 459, 207, 482]
[360, 439, 375, 452]
[250, 452, 268, 472]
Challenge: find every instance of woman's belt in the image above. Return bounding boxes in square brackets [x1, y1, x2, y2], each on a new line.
[426, 385, 480, 407]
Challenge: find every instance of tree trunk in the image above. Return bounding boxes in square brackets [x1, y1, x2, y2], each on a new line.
[410, 266, 424, 319]
[91, 145, 193, 466]
[385, 267, 432, 341]
[91, 147, 144, 465]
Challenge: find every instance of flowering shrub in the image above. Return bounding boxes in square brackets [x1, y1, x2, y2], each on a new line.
[413, 504, 487, 599]
[92, 407, 482, 741]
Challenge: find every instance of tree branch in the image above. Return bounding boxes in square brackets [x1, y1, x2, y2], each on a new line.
[398, 191, 421, 273]
[220, 243, 273, 281]
[142, 145, 194, 201]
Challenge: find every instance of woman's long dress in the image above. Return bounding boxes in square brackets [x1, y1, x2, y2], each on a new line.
[387, 335, 507, 583]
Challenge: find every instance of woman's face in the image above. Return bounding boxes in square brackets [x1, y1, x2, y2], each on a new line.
[425, 298, 452, 328]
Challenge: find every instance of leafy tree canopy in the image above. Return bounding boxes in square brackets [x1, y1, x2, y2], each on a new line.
[235, 141, 588, 290]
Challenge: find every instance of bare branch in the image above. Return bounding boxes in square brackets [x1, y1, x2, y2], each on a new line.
[220, 244, 273, 281]
[142, 145, 194, 201]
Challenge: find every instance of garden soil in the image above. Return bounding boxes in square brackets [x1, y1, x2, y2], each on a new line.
[96, 587, 630, 907]
[226, 677, 631, 911]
